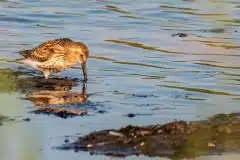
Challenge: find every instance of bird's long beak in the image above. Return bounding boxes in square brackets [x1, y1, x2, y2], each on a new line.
[81, 62, 87, 81]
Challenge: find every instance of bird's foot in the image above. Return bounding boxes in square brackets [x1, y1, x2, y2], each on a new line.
[56, 73, 61, 79]
[44, 72, 50, 79]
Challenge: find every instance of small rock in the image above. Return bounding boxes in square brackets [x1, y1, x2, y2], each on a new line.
[109, 131, 124, 137]
[137, 130, 151, 136]
[87, 144, 93, 148]
[172, 33, 188, 37]
[23, 118, 31, 122]
[126, 113, 136, 118]
[98, 110, 107, 114]
[157, 129, 163, 133]
[208, 142, 216, 148]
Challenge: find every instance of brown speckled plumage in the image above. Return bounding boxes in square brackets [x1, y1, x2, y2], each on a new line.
[19, 38, 89, 81]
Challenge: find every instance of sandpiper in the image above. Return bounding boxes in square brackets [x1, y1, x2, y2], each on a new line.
[18, 38, 89, 81]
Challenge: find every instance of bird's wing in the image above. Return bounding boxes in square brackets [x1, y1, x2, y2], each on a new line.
[21, 38, 72, 62]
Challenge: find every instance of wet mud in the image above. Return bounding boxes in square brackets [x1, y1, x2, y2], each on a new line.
[59, 113, 240, 159]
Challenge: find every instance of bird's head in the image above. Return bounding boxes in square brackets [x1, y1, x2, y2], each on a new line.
[70, 42, 89, 81]
[72, 42, 89, 63]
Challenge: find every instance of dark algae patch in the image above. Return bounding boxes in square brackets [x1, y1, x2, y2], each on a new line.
[59, 113, 240, 159]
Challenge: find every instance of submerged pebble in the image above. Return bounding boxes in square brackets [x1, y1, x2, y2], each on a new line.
[23, 118, 31, 122]
[126, 113, 136, 118]
[171, 33, 188, 37]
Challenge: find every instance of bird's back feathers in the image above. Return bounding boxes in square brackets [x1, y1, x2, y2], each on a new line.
[19, 38, 74, 62]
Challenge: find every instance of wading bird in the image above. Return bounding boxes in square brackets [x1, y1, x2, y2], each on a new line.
[18, 38, 89, 81]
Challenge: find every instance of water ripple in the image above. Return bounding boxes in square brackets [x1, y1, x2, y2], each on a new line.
[0, 0, 240, 159]
[159, 85, 239, 96]
[105, 39, 240, 56]
[90, 56, 172, 69]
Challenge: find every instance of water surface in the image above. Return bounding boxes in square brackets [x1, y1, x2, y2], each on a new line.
[0, 0, 239, 159]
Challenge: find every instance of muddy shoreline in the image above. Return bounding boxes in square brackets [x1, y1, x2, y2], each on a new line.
[59, 113, 240, 159]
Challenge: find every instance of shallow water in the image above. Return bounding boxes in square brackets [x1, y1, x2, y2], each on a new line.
[0, 0, 239, 159]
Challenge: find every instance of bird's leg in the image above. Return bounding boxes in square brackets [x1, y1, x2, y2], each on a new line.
[44, 71, 50, 79]
[81, 62, 87, 81]
[57, 72, 60, 78]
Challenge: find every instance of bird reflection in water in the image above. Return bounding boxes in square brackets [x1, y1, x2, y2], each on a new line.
[0, 68, 89, 118]
[28, 87, 87, 106]
[25, 78, 88, 118]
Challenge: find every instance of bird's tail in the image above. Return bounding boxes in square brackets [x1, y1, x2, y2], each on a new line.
[0, 50, 32, 64]
[11, 49, 32, 64]
[18, 49, 32, 57]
